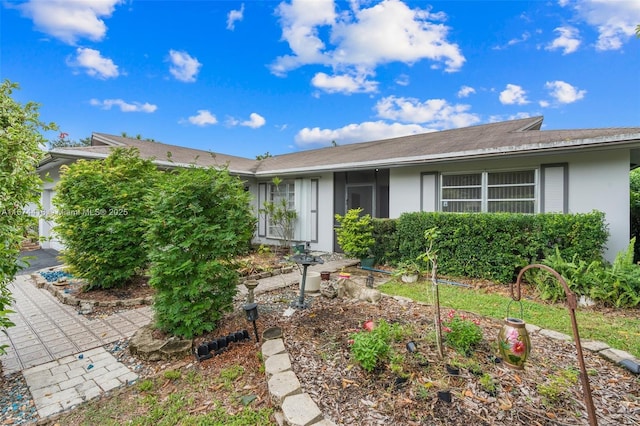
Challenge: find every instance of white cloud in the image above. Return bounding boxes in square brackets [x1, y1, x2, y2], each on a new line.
[168, 50, 202, 82]
[242, 113, 266, 129]
[493, 32, 530, 50]
[227, 3, 245, 30]
[539, 100, 550, 108]
[271, 0, 465, 94]
[186, 110, 217, 126]
[499, 84, 529, 105]
[545, 80, 586, 104]
[227, 113, 267, 128]
[295, 120, 434, 147]
[488, 112, 533, 123]
[69, 47, 119, 79]
[329, 0, 465, 71]
[375, 96, 480, 129]
[16, 0, 124, 44]
[311, 72, 378, 94]
[89, 98, 157, 113]
[457, 85, 476, 98]
[546, 26, 581, 54]
[561, 0, 640, 51]
[395, 74, 410, 86]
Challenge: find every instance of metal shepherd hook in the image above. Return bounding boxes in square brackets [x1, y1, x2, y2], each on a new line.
[515, 264, 598, 426]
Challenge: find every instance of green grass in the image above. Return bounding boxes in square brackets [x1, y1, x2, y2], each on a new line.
[379, 279, 640, 358]
[56, 365, 274, 426]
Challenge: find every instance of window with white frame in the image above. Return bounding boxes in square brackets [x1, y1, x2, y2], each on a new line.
[267, 181, 296, 238]
[441, 170, 536, 213]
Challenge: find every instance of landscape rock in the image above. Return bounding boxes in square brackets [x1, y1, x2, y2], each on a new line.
[128, 324, 192, 361]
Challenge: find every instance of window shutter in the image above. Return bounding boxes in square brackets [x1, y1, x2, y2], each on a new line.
[421, 172, 438, 212]
[257, 182, 267, 237]
[310, 179, 319, 243]
[541, 164, 568, 213]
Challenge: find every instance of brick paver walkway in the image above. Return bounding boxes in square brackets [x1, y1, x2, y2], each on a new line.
[0, 275, 152, 375]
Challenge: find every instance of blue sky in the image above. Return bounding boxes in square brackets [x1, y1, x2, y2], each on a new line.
[2, 0, 639, 158]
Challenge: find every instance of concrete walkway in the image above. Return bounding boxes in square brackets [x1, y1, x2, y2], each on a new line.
[0, 256, 357, 420]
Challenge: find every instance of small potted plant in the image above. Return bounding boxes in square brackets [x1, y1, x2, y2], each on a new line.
[393, 260, 422, 283]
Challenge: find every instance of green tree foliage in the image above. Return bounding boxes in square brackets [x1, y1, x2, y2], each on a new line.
[255, 151, 272, 160]
[0, 80, 54, 355]
[48, 132, 91, 149]
[53, 147, 159, 289]
[146, 166, 256, 338]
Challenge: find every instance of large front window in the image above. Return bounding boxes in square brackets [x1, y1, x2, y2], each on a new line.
[267, 181, 295, 238]
[441, 170, 536, 213]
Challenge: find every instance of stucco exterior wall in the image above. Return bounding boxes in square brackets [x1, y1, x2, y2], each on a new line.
[389, 149, 631, 263]
[566, 149, 629, 261]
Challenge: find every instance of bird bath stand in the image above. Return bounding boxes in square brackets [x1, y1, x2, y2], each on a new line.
[290, 248, 324, 309]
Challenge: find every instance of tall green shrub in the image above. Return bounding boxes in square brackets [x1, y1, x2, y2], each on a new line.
[53, 147, 159, 289]
[372, 218, 398, 265]
[0, 80, 53, 356]
[146, 166, 255, 338]
[391, 211, 608, 283]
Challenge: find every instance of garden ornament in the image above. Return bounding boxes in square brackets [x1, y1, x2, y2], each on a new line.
[498, 299, 531, 370]
[290, 247, 324, 309]
[243, 302, 260, 342]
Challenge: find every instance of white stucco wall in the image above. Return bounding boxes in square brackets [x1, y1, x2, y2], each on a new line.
[566, 149, 629, 261]
[389, 148, 632, 263]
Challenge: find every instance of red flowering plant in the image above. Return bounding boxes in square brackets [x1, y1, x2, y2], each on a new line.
[441, 309, 483, 356]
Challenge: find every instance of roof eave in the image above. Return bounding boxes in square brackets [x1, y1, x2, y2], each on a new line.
[255, 133, 640, 176]
[43, 150, 254, 176]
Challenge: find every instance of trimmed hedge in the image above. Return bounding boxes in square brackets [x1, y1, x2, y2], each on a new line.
[373, 211, 608, 283]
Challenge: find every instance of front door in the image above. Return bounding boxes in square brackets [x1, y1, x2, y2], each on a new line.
[346, 184, 374, 217]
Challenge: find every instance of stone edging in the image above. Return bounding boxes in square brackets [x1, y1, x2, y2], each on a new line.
[389, 295, 640, 375]
[31, 273, 153, 309]
[29, 265, 297, 310]
[240, 265, 297, 284]
[262, 338, 336, 426]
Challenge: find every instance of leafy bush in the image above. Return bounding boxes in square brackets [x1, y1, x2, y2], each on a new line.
[335, 208, 375, 259]
[0, 80, 53, 356]
[524, 248, 604, 302]
[54, 147, 159, 289]
[387, 211, 608, 283]
[372, 218, 398, 265]
[146, 166, 255, 338]
[350, 319, 406, 372]
[590, 239, 640, 308]
[441, 309, 483, 356]
[525, 240, 640, 308]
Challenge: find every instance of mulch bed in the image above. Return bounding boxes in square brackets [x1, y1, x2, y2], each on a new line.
[5, 266, 640, 425]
